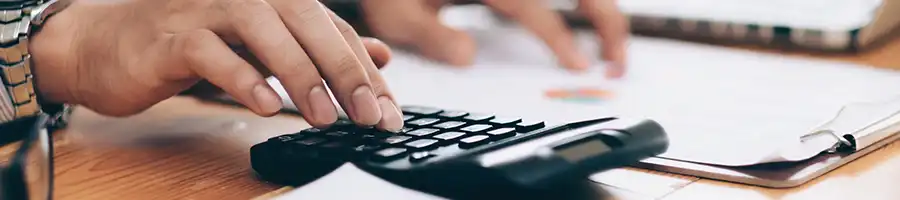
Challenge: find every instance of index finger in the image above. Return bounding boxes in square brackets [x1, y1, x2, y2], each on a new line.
[270, 0, 383, 126]
[579, 0, 630, 78]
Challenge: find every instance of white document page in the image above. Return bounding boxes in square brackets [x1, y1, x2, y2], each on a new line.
[247, 7, 900, 169]
[259, 8, 900, 167]
[273, 163, 446, 200]
[357, 8, 900, 167]
[376, 31, 900, 167]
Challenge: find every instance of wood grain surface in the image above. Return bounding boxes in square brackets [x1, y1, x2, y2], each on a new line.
[8, 17, 899, 200]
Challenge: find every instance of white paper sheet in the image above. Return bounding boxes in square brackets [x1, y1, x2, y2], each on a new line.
[375, 28, 900, 167]
[264, 8, 900, 168]
[273, 163, 445, 200]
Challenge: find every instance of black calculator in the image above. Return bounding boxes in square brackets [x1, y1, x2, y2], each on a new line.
[250, 105, 669, 199]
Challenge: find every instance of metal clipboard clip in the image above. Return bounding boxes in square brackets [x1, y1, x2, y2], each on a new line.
[800, 96, 900, 154]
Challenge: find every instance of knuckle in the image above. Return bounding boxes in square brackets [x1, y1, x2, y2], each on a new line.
[173, 30, 215, 62]
[220, 0, 270, 13]
[331, 54, 363, 77]
[335, 21, 356, 36]
[369, 81, 390, 96]
[278, 1, 325, 28]
[289, 1, 324, 20]
[277, 61, 315, 80]
[222, 0, 275, 26]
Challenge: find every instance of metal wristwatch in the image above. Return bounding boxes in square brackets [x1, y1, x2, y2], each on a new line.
[0, 0, 71, 126]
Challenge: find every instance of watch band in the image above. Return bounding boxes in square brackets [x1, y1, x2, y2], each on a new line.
[0, 1, 41, 125]
[0, 0, 70, 126]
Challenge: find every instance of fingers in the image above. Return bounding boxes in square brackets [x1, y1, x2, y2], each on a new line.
[578, 0, 629, 78]
[269, 0, 383, 126]
[171, 29, 283, 116]
[327, 10, 403, 132]
[361, 38, 392, 69]
[218, 0, 340, 126]
[483, 0, 590, 71]
[360, 0, 477, 66]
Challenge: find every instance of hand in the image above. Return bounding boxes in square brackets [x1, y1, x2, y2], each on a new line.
[360, 0, 629, 78]
[29, 0, 405, 131]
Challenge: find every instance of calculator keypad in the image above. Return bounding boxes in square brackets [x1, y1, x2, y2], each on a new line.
[265, 105, 547, 165]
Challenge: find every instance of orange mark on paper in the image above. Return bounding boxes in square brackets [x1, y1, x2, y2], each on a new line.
[544, 87, 614, 103]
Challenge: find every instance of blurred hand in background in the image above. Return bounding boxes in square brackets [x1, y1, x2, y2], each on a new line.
[360, 0, 629, 78]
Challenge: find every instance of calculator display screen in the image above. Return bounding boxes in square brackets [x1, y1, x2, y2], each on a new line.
[557, 140, 611, 163]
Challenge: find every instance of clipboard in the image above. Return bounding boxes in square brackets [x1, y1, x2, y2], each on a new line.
[628, 97, 900, 188]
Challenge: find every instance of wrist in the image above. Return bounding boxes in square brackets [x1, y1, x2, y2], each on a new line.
[29, 0, 79, 106]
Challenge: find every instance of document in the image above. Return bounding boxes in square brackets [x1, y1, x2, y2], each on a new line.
[369, 9, 900, 168]
[257, 7, 900, 168]
[273, 164, 445, 200]
[375, 29, 900, 167]
[238, 6, 900, 198]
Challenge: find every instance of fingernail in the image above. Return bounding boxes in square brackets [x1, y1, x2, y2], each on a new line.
[572, 54, 591, 69]
[376, 96, 403, 132]
[308, 85, 338, 125]
[362, 37, 385, 45]
[351, 85, 382, 125]
[253, 84, 282, 114]
[606, 62, 626, 78]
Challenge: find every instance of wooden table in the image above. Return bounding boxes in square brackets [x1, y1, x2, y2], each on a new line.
[16, 26, 900, 200]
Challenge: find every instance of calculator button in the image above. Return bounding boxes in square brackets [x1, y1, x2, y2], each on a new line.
[459, 135, 490, 148]
[486, 128, 516, 139]
[406, 128, 440, 137]
[464, 114, 495, 122]
[320, 141, 352, 149]
[490, 117, 522, 126]
[403, 115, 416, 121]
[295, 137, 327, 146]
[372, 148, 408, 162]
[433, 131, 466, 141]
[433, 121, 466, 129]
[396, 127, 413, 133]
[269, 134, 300, 143]
[325, 131, 352, 137]
[352, 144, 383, 153]
[516, 120, 545, 132]
[461, 124, 493, 133]
[383, 135, 413, 145]
[359, 133, 385, 142]
[401, 106, 443, 116]
[334, 119, 354, 126]
[319, 141, 354, 156]
[300, 127, 325, 134]
[409, 152, 435, 162]
[408, 118, 440, 126]
[405, 139, 439, 149]
[438, 111, 469, 118]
